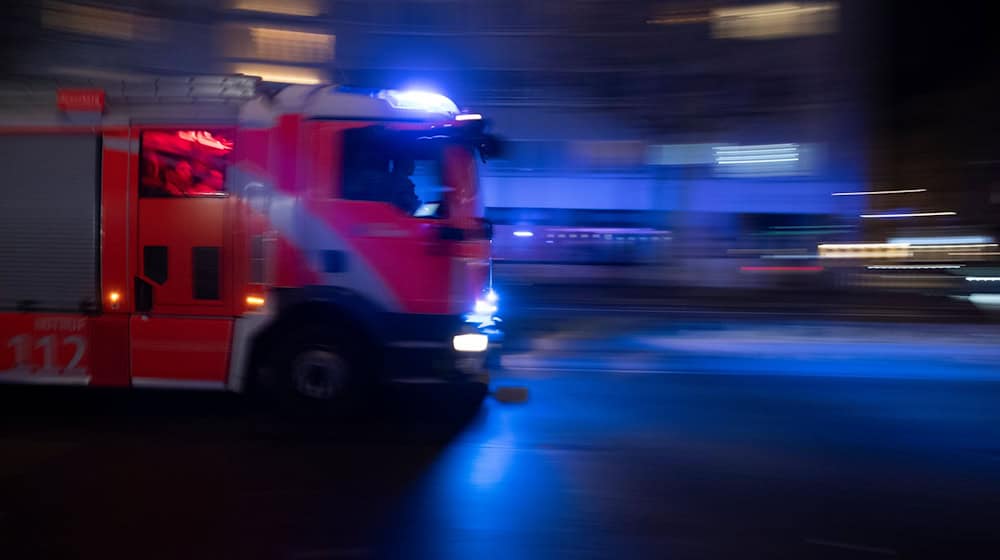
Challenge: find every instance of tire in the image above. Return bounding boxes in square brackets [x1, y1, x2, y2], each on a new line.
[269, 324, 370, 417]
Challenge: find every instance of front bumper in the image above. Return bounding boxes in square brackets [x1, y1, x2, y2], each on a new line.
[481, 323, 504, 369]
[382, 342, 490, 385]
[379, 313, 501, 386]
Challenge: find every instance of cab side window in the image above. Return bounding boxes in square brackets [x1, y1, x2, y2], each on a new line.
[340, 126, 447, 218]
[140, 130, 233, 198]
[341, 127, 392, 203]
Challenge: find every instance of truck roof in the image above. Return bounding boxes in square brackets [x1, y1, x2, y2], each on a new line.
[0, 74, 466, 127]
[240, 84, 461, 126]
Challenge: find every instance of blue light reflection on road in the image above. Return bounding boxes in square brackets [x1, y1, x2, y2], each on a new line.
[376, 395, 596, 560]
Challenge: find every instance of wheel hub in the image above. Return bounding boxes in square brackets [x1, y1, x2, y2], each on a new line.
[292, 349, 348, 400]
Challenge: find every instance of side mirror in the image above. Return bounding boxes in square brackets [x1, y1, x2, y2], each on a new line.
[478, 134, 506, 162]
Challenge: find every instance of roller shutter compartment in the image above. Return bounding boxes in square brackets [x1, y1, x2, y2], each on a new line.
[0, 134, 100, 311]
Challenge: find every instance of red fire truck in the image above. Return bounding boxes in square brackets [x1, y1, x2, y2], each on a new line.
[0, 75, 502, 408]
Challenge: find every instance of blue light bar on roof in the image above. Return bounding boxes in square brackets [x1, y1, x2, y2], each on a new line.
[377, 89, 459, 115]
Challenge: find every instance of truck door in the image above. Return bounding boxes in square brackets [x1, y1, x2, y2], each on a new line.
[130, 129, 235, 388]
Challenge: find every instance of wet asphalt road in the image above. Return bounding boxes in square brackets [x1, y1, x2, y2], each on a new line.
[2, 310, 1000, 559]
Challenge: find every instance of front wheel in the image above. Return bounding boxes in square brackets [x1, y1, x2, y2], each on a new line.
[270, 326, 370, 416]
[290, 348, 351, 401]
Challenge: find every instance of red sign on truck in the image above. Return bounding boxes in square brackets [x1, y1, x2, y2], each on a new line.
[56, 88, 105, 112]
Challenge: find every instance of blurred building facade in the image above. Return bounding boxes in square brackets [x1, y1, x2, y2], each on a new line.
[3, 0, 885, 286]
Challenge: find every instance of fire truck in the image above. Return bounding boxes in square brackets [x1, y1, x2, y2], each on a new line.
[0, 75, 502, 408]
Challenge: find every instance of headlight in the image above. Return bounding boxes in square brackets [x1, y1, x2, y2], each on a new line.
[453, 333, 489, 352]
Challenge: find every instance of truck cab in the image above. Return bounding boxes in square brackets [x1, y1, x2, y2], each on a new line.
[0, 76, 502, 409]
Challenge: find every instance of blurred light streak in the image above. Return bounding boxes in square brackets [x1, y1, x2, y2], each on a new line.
[513, 231, 534, 238]
[912, 244, 998, 250]
[867, 265, 963, 270]
[719, 157, 798, 164]
[860, 211, 956, 218]
[715, 144, 798, 153]
[966, 277, 1000, 282]
[712, 2, 838, 40]
[714, 144, 799, 165]
[819, 243, 911, 259]
[820, 243, 907, 250]
[872, 274, 951, 287]
[715, 1, 837, 18]
[229, 0, 320, 16]
[833, 188, 926, 196]
[42, 1, 161, 41]
[230, 64, 323, 84]
[889, 236, 992, 245]
[969, 294, 1000, 306]
[455, 113, 483, 121]
[249, 27, 334, 62]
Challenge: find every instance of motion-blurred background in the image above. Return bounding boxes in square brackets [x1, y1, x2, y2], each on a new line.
[6, 6, 1000, 559]
[3, 0, 998, 305]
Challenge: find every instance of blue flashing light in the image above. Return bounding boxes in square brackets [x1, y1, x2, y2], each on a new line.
[466, 289, 500, 327]
[377, 89, 459, 115]
[513, 230, 534, 238]
[474, 299, 497, 315]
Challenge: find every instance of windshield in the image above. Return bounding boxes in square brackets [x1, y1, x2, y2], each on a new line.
[342, 126, 473, 219]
